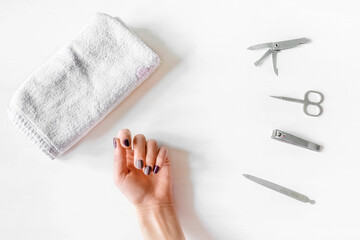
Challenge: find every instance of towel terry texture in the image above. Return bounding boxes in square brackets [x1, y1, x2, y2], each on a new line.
[7, 13, 161, 159]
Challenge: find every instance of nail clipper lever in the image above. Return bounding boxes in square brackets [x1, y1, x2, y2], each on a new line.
[271, 129, 323, 152]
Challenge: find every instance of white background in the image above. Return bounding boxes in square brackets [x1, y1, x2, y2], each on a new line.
[1, 0, 360, 239]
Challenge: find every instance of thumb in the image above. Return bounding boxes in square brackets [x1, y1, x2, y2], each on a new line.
[113, 138, 128, 184]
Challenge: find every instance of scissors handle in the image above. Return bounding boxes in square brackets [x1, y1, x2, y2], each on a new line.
[304, 90, 324, 104]
[303, 104, 323, 117]
[303, 91, 324, 117]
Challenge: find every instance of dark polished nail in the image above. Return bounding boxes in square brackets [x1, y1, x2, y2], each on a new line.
[136, 160, 144, 169]
[153, 165, 160, 174]
[113, 138, 117, 148]
[123, 139, 130, 147]
[144, 166, 152, 175]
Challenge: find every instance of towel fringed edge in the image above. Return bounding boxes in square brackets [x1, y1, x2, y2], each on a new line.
[7, 106, 60, 159]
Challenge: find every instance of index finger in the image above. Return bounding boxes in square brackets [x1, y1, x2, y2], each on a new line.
[113, 138, 128, 185]
[117, 129, 132, 148]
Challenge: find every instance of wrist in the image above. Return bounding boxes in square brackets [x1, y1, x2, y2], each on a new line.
[135, 202, 178, 226]
[135, 202, 174, 214]
[135, 203, 185, 240]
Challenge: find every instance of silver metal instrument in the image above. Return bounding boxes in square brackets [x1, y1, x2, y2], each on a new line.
[271, 129, 323, 152]
[248, 38, 310, 75]
[270, 90, 324, 117]
[243, 174, 315, 204]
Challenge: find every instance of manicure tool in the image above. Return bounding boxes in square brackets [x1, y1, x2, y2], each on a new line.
[243, 174, 315, 204]
[270, 90, 324, 117]
[248, 38, 310, 75]
[271, 129, 323, 152]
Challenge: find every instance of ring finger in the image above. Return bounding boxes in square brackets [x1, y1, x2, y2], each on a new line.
[144, 140, 158, 175]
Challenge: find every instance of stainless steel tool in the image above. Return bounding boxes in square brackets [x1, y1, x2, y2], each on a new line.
[271, 129, 323, 152]
[248, 38, 310, 75]
[243, 174, 315, 204]
[270, 90, 324, 117]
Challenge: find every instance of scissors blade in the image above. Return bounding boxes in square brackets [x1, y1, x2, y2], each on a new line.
[254, 49, 272, 66]
[248, 42, 273, 50]
[274, 38, 311, 51]
[272, 51, 278, 75]
[270, 95, 304, 104]
[243, 174, 315, 204]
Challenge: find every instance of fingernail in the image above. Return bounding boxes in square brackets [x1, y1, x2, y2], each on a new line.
[144, 166, 152, 175]
[135, 160, 144, 169]
[123, 139, 130, 147]
[153, 165, 160, 174]
[113, 138, 117, 148]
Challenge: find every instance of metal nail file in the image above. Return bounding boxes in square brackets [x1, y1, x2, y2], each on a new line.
[243, 174, 316, 204]
[271, 129, 323, 152]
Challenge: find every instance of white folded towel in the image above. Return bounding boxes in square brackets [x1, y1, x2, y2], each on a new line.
[7, 13, 161, 159]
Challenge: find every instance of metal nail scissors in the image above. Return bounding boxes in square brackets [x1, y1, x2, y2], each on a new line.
[248, 38, 310, 75]
[270, 90, 324, 117]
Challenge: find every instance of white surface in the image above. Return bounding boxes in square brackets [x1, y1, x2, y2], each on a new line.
[1, 1, 360, 239]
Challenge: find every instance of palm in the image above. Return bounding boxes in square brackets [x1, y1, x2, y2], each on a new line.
[117, 150, 172, 206]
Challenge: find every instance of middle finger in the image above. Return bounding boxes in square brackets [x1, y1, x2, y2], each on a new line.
[133, 134, 146, 170]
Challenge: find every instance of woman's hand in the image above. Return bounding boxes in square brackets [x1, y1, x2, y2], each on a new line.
[113, 129, 185, 240]
[113, 129, 172, 208]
